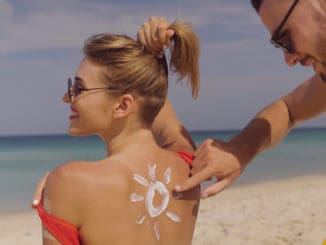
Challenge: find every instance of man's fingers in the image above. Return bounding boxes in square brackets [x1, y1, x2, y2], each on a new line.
[149, 17, 159, 42]
[149, 18, 162, 52]
[138, 25, 160, 56]
[157, 24, 167, 48]
[143, 22, 153, 52]
[174, 169, 211, 192]
[156, 18, 169, 42]
[31, 173, 49, 208]
[201, 179, 230, 199]
[191, 143, 213, 174]
[144, 21, 163, 55]
[157, 22, 171, 47]
[190, 157, 206, 175]
[194, 139, 214, 157]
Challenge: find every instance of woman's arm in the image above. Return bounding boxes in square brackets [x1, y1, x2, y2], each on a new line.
[39, 162, 83, 244]
[151, 98, 196, 153]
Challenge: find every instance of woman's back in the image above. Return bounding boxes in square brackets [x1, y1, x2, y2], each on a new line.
[44, 143, 200, 245]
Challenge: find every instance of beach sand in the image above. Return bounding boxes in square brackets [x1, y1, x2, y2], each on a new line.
[0, 211, 41, 245]
[193, 175, 326, 245]
[0, 175, 325, 245]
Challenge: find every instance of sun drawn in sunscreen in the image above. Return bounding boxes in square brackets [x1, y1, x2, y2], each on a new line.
[130, 164, 182, 240]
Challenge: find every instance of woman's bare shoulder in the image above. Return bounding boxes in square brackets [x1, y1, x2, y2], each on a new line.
[43, 159, 131, 223]
[46, 159, 130, 192]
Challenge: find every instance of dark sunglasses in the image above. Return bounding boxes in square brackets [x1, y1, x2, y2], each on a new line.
[270, 0, 299, 54]
[67, 78, 117, 102]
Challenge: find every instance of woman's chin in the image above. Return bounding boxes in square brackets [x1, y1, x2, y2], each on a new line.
[68, 127, 89, 136]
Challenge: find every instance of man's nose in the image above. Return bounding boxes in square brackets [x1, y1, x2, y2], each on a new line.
[284, 51, 300, 67]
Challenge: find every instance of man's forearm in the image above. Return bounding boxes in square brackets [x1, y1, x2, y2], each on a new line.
[229, 99, 293, 166]
[228, 75, 326, 167]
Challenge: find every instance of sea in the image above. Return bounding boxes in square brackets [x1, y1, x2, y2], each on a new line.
[0, 128, 325, 213]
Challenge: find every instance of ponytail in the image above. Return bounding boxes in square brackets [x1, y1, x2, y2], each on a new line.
[168, 21, 200, 98]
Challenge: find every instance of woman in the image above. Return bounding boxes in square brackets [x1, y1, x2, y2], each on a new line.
[37, 21, 200, 245]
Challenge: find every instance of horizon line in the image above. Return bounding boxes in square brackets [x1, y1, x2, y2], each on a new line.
[0, 126, 325, 138]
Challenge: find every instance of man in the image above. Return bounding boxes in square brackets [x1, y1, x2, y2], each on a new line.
[137, 0, 326, 199]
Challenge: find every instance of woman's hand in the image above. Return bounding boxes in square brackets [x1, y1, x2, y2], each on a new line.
[31, 172, 49, 208]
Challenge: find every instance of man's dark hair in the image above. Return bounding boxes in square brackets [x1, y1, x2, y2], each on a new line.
[251, 0, 263, 12]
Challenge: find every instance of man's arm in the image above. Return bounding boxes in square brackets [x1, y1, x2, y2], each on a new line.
[231, 74, 326, 163]
[283, 75, 326, 123]
[176, 75, 326, 198]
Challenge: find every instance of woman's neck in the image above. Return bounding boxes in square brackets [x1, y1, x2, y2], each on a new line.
[101, 127, 158, 156]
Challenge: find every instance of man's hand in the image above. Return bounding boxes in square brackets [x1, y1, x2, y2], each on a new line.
[137, 16, 175, 57]
[174, 139, 245, 199]
[31, 172, 48, 208]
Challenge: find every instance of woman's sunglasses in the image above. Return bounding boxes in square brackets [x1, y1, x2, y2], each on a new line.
[67, 78, 117, 102]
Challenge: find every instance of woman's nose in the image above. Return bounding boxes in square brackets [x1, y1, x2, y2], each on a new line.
[63, 92, 70, 103]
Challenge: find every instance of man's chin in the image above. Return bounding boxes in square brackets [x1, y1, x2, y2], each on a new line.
[321, 73, 326, 82]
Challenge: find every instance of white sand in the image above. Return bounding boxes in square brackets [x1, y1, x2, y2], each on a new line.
[0, 175, 325, 245]
[0, 211, 41, 245]
[193, 175, 326, 245]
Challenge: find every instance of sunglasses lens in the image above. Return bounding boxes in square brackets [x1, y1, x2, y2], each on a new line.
[271, 39, 294, 54]
[68, 78, 72, 102]
[271, 30, 295, 54]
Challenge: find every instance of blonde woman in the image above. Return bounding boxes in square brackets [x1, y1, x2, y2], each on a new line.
[37, 21, 200, 245]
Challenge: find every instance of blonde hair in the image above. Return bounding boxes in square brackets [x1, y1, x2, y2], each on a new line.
[83, 21, 200, 125]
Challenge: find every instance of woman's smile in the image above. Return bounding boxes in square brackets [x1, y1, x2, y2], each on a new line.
[69, 106, 80, 120]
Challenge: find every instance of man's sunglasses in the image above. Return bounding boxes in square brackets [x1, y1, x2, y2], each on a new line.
[67, 78, 117, 102]
[270, 0, 299, 54]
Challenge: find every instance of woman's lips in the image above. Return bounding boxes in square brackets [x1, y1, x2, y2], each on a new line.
[69, 107, 79, 120]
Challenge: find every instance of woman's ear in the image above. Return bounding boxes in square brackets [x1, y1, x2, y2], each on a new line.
[113, 94, 135, 118]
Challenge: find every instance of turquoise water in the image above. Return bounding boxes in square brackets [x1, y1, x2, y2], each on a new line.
[0, 128, 325, 212]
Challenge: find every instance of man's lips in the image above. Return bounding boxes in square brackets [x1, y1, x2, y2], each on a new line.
[311, 63, 326, 82]
[321, 74, 326, 82]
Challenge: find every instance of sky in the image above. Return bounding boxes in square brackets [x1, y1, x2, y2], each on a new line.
[0, 0, 325, 136]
